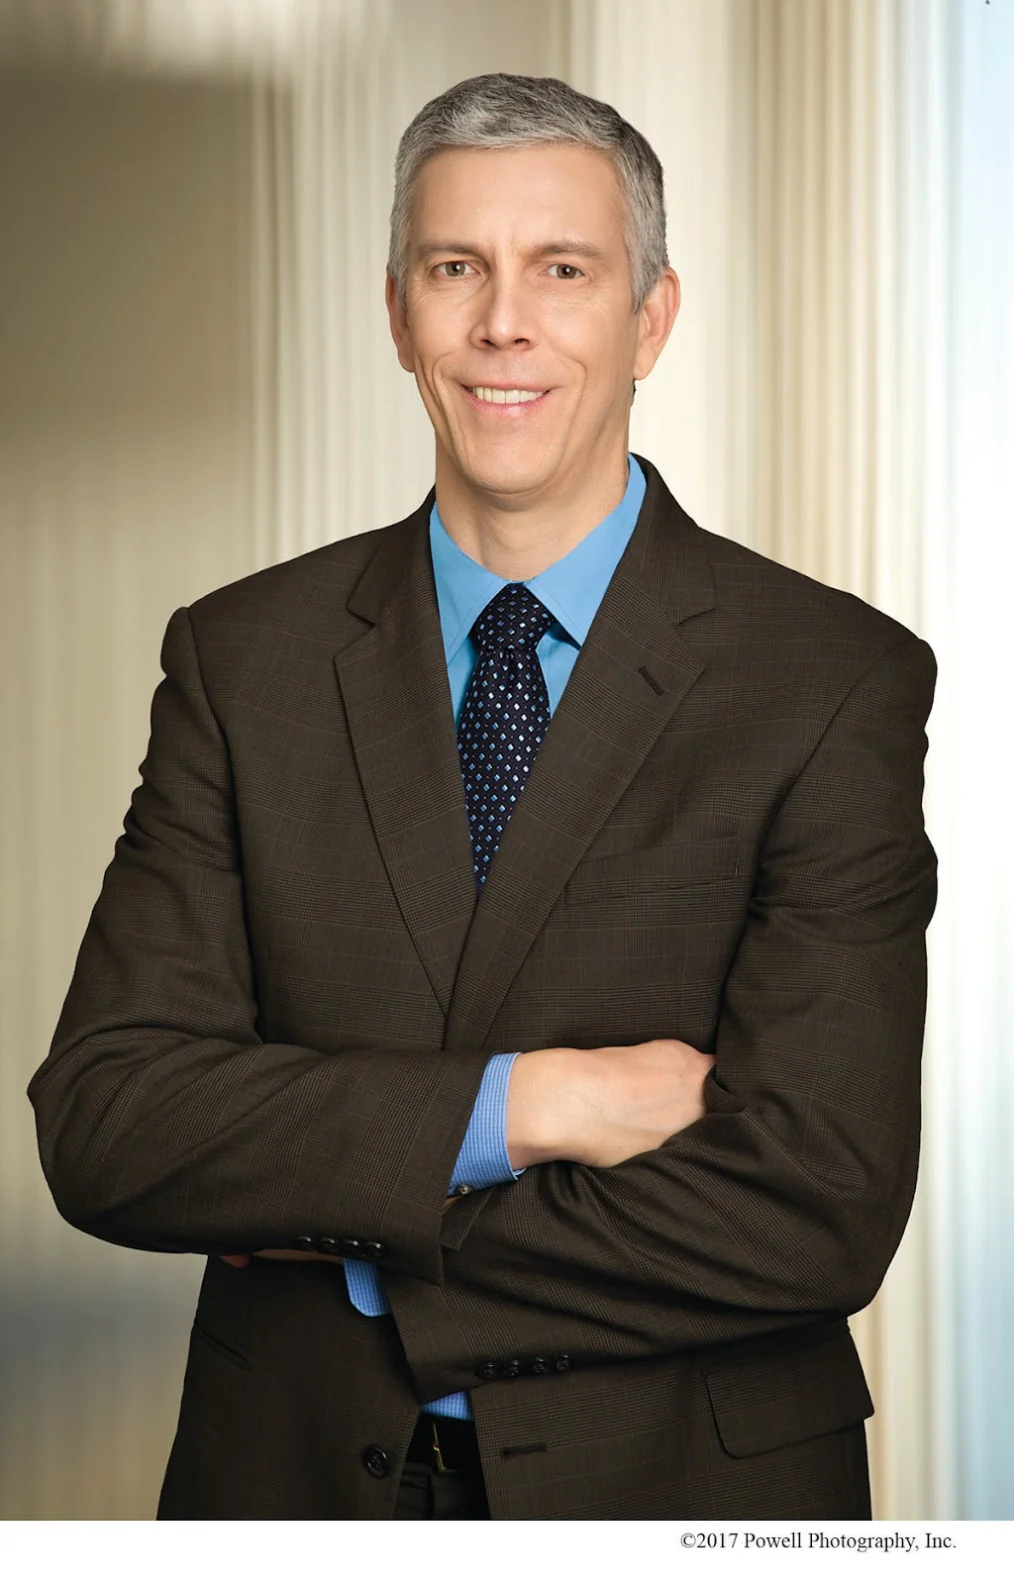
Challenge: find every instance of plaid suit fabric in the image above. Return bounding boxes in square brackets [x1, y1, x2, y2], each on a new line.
[28, 458, 936, 1519]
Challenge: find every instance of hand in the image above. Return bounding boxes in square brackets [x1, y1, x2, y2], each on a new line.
[507, 1038, 716, 1169]
[219, 1249, 344, 1268]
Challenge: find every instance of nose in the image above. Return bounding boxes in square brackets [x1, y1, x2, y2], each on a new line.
[470, 269, 535, 351]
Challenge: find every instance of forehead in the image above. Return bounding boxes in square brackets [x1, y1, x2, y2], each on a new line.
[409, 143, 627, 251]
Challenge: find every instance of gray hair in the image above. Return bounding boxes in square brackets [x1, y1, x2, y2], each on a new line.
[388, 73, 668, 311]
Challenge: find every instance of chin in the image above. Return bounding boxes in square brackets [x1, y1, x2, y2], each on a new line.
[457, 447, 560, 502]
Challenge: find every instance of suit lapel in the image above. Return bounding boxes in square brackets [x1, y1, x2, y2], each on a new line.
[334, 499, 477, 1019]
[335, 463, 716, 1045]
[444, 460, 716, 1047]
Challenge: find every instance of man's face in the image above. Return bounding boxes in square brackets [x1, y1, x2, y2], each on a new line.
[388, 142, 675, 507]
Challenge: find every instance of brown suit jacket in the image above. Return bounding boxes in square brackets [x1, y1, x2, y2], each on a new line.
[29, 457, 937, 1519]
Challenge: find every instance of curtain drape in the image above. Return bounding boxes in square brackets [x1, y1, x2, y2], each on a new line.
[919, 0, 1014, 1522]
[569, 0, 1012, 1520]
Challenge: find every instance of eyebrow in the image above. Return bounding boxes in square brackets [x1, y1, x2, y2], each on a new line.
[414, 239, 610, 264]
[537, 240, 610, 262]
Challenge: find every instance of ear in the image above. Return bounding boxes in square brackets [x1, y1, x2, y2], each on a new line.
[633, 268, 680, 382]
[386, 272, 416, 374]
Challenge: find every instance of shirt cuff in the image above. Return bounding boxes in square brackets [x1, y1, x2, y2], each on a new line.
[346, 1052, 523, 1316]
[344, 1258, 389, 1316]
[448, 1050, 526, 1194]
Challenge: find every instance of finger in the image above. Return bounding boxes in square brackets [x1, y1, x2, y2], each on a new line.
[250, 1249, 344, 1263]
[219, 1253, 251, 1268]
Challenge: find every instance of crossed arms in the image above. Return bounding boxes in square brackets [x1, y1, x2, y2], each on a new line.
[27, 603, 937, 1392]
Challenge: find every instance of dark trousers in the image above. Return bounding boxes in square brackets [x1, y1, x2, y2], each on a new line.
[393, 1414, 490, 1520]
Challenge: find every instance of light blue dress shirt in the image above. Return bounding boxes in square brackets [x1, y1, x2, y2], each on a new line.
[343, 456, 647, 1419]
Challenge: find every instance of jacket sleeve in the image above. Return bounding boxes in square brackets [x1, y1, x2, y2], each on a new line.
[383, 634, 938, 1402]
[27, 605, 492, 1285]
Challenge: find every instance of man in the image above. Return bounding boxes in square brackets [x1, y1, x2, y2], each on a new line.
[29, 73, 936, 1521]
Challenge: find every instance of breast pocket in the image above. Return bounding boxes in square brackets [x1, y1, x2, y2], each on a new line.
[544, 835, 752, 1049]
[564, 837, 746, 907]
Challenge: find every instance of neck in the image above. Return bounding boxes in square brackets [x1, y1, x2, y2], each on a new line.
[434, 444, 630, 581]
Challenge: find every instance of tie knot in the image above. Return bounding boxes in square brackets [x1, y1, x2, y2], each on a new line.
[471, 583, 555, 655]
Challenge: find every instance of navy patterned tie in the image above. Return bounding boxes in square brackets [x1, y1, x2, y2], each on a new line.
[457, 583, 556, 888]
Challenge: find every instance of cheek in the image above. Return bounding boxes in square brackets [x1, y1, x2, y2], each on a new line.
[551, 311, 636, 388]
[400, 302, 449, 370]
[406, 337, 451, 398]
[417, 340, 469, 402]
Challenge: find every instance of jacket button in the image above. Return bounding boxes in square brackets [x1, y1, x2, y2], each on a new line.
[339, 1238, 363, 1257]
[361, 1445, 390, 1478]
[361, 1240, 387, 1260]
[530, 1357, 548, 1375]
[501, 1358, 521, 1378]
[553, 1354, 572, 1372]
[315, 1237, 339, 1256]
[293, 1236, 316, 1252]
[476, 1361, 499, 1381]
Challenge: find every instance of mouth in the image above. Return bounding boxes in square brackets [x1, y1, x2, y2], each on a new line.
[461, 384, 551, 412]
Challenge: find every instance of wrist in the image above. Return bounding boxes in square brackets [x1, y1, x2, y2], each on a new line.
[506, 1046, 577, 1168]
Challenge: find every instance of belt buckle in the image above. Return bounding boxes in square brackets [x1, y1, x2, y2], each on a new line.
[430, 1415, 458, 1475]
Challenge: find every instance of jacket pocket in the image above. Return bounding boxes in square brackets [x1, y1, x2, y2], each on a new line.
[564, 838, 744, 905]
[190, 1254, 252, 1367]
[191, 1321, 252, 1370]
[703, 1323, 873, 1458]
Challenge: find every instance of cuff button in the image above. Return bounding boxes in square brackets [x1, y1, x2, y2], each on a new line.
[553, 1354, 572, 1372]
[501, 1358, 521, 1378]
[362, 1445, 390, 1478]
[476, 1361, 499, 1381]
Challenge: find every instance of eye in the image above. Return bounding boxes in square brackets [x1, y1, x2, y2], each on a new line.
[434, 260, 474, 278]
[547, 263, 585, 280]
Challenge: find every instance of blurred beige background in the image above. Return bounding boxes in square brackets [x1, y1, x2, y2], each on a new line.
[1, 0, 1011, 1520]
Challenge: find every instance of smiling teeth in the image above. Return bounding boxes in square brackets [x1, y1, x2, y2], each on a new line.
[470, 387, 544, 404]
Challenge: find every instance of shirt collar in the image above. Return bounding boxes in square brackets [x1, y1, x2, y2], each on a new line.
[429, 455, 646, 662]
